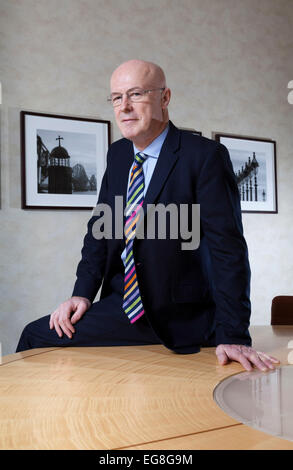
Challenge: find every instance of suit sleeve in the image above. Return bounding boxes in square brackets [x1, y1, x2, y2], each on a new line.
[196, 142, 252, 346]
[71, 151, 110, 303]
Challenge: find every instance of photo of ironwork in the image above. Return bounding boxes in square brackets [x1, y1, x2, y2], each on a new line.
[229, 149, 266, 202]
[37, 129, 97, 195]
[214, 133, 277, 213]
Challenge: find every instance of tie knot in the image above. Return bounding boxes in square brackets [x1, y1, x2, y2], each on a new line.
[135, 152, 148, 166]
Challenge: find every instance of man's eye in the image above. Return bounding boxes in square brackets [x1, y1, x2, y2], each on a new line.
[130, 91, 143, 97]
[112, 95, 121, 102]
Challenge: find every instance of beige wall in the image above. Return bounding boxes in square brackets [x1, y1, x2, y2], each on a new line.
[1, 0, 293, 355]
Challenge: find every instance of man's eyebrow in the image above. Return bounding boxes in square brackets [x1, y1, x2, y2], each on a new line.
[110, 87, 143, 95]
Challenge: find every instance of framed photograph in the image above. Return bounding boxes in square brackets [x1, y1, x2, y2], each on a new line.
[21, 111, 111, 209]
[214, 132, 277, 213]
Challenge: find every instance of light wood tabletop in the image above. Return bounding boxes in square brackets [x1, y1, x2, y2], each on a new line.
[1, 325, 293, 450]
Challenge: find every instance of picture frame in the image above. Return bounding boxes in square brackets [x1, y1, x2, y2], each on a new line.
[214, 132, 278, 213]
[21, 111, 111, 210]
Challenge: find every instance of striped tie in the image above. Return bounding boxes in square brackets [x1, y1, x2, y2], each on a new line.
[122, 152, 148, 323]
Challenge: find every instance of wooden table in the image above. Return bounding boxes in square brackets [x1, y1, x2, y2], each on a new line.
[1, 325, 293, 450]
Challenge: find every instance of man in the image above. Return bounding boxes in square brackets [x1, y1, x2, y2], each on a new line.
[16, 60, 279, 371]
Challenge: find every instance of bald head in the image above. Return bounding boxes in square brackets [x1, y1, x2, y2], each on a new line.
[110, 59, 171, 150]
[111, 60, 167, 90]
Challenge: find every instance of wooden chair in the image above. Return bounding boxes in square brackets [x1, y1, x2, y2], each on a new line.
[271, 296, 293, 325]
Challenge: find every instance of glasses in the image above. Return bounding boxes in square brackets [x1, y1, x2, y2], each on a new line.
[107, 87, 165, 107]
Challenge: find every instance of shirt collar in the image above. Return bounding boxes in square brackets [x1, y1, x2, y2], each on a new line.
[133, 123, 169, 159]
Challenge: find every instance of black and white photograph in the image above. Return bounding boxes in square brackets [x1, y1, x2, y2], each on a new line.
[21, 111, 111, 209]
[214, 133, 278, 213]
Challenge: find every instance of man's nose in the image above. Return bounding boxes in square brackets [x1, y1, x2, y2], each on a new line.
[120, 94, 133, 111]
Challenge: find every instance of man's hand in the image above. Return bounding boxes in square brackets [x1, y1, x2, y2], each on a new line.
[215, 344, 280, 371]
[49, 296, 92, 339]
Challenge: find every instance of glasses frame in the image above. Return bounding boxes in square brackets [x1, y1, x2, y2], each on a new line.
[107, 87, 166, 107]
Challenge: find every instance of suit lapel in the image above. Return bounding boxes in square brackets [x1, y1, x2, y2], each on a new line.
[139, 122, 181, 227]
[113, 141, 131, 251]
[117, 123, 181, 240]
[116, 139, 134, 203]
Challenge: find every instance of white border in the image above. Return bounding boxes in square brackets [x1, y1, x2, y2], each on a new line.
[24, 113, 109, 208]
[220, 136, 276, 212]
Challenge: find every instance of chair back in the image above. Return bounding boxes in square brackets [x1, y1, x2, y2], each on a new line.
[271, 296, 293, 325]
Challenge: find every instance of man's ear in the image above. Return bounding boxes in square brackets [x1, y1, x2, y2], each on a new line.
[162, 87, 171, 109]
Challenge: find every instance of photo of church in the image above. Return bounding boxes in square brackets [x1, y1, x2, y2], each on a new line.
[37, 130, 97, 195]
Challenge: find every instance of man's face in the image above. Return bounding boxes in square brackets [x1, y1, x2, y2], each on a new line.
[110, 63, 169, 149]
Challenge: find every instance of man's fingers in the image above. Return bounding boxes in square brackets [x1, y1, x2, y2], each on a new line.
[224, 346, 253, 371]
[215, 344, 280, 372]
[52, 316, 74, 339]
[257, 351, 280, 363]
[233, 350, 254, 371]
[49, 310, 58, 329]
[59, 307, 75, 334]
[49, 297, 90, 337]
[53, 317, 63, 338]
[50, 304, 75, 338]
[245, 350, 268, 371]
[257, 351, 280, 369]
[71, 303, 88, 324]
[59, 319, 74, 339]
[243, 348, 278, 371]
[215, 346, 229, 365]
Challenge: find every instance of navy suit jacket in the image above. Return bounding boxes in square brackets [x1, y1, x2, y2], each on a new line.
[72, 121, 252, 353]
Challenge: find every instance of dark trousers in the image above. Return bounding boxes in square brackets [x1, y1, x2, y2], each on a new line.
[16, 291, 161, 353]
